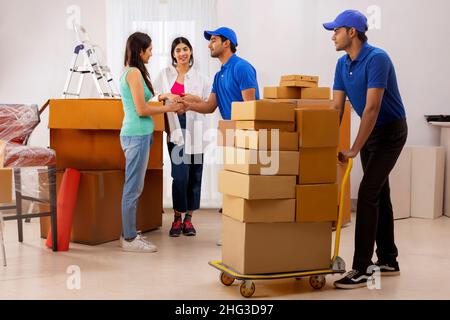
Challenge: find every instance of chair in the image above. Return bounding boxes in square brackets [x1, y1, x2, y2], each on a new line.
[0, 104, 57, 266]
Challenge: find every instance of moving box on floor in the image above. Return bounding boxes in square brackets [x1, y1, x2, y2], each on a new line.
[40, 169, 163, 245]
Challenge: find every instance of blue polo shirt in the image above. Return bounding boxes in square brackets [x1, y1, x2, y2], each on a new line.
[212, 54, 260, 120]
[333, 42, 406, 126]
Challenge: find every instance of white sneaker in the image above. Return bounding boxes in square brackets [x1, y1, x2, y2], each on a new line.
[120, 231, 150, 247]
[121, 234, 158, 253]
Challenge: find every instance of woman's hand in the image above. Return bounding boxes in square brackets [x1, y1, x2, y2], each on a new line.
[165, 102, 184, 113]
[159, 93, 180, 102]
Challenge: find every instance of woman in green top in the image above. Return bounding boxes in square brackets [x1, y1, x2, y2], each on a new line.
[120, 32, 181, 253]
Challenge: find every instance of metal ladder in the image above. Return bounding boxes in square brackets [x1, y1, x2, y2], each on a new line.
[62, 23, 120, 99]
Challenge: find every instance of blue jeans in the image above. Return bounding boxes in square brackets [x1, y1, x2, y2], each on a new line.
[120, 134, 153, 240]
[167, 113, 203, 213]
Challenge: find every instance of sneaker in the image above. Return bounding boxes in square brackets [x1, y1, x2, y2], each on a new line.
[120, 231, 149, 246]
[182, 220, 196, 236]
[374, 260, 400, 276]
[334, 269, 373, 289]
[121, 234, 158, 253]
[169, 219, 183, 237]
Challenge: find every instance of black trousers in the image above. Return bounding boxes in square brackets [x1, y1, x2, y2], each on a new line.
[352, 119, 408, 273]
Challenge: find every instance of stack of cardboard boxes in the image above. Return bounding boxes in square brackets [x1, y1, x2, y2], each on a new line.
[218, 75, 352, 275]
[219, 98, 333, 275]
[265, 75, 352, 225]
[40, 99, 164, 245]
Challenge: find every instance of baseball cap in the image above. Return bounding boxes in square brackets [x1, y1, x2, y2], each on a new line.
[323, 10, 368, 32]
[204, 27, 238, 46]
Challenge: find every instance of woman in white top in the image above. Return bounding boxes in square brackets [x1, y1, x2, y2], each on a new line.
[154, 37, 211, 237]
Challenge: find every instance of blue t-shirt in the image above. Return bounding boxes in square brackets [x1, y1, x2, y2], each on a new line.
[212, 54, 260, 120]
[333, 42, 406, 126]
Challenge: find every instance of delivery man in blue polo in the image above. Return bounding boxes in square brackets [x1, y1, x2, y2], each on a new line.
[323, 10, 408, 289]
[180, 27, 260, 245]
[180, 27, 260, 119]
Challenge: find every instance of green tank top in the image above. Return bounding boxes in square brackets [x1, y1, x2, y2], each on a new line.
[120, 67, 154, 136]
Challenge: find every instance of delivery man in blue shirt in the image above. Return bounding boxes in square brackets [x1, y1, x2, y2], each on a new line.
[323, 10, 408, 289]
[180, 27, 260, 119]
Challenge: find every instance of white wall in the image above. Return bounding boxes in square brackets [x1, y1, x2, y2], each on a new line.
[217, 0, 450, 197]
[3, 0, 450, 199]
[0, 0, 107, 147]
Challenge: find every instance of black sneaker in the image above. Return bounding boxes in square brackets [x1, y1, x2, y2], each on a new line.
[334, 270, 373, 289]
[169, 219, 183, 237]
[182, 220, 196, 236]
[374, 260, 400, 276]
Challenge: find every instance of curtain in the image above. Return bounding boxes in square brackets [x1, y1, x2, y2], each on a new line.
[106, 0, 223, 209]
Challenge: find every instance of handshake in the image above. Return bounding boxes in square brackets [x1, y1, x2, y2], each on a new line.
[161, 93, 200, 115]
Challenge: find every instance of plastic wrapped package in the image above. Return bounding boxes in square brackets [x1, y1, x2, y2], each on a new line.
[0, 104, 40, 144]
[13, 167, 56, 201]
[3, 142, 56, 168]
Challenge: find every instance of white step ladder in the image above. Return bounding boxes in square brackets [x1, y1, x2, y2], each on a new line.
[62, 24, 120, 99]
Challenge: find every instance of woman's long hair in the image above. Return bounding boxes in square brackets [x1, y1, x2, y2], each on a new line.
[171, 37, 194, 68]
[124, 32, 155, 95]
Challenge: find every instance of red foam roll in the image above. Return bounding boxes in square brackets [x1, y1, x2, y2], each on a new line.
[46, 168, 81, 251]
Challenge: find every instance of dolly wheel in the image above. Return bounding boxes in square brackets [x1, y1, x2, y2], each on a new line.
[240, 281, 255, 298]
[309, 275, 326, 290]
[220, 272, 235, 286]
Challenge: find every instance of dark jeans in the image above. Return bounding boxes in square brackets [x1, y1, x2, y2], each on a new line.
[352, 119, 408, 273]
[167, 114, 204, 213]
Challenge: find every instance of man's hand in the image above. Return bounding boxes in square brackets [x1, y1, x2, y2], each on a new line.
[182, 94, 202, 103]
[338, 149, 358, 163]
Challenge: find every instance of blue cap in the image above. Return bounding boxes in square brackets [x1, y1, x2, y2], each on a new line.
[204, 27, 238, 46]
[323, 10, 368, 33]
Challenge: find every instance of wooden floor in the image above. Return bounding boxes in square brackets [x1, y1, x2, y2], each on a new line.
[0, 210, 449, 300]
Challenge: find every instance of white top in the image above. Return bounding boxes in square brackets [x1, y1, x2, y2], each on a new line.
[154, 66, 211, 154]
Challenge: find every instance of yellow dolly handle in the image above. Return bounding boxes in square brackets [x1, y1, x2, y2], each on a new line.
[332, 158, 353, 262]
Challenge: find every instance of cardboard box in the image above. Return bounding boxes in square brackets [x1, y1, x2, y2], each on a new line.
[337, 163, 351, 226]
[49, 99, 164, 170]
[235, 121, 295, 132]
[0, 168, 13, 203]
[48, 99, 164, 131]
[222, 216, 332, 274]
[339, 102, 351, 153]
[217, 120, 236, 147]
[390, 147, 412, 220]
[281, 75, 319, 83]
[218, 170, 296, 200]
[411, 146, 445, 219]
[40, 169, 163, 245]
[222, 195, 295, 223]
[231, 100, 295, 122]
[280, 80, 318, 88]
[264, 87, 302, 99]
[296, 184, 338, 222]
[296, 109, 339, 148]
[234, 129, 299, 151]
[223, 147, 299, 175]
[51, 130, 163, 170]
[0, 140, 5, 167]
[301, 87, 331, 100]
[298, 147, 337, 184]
